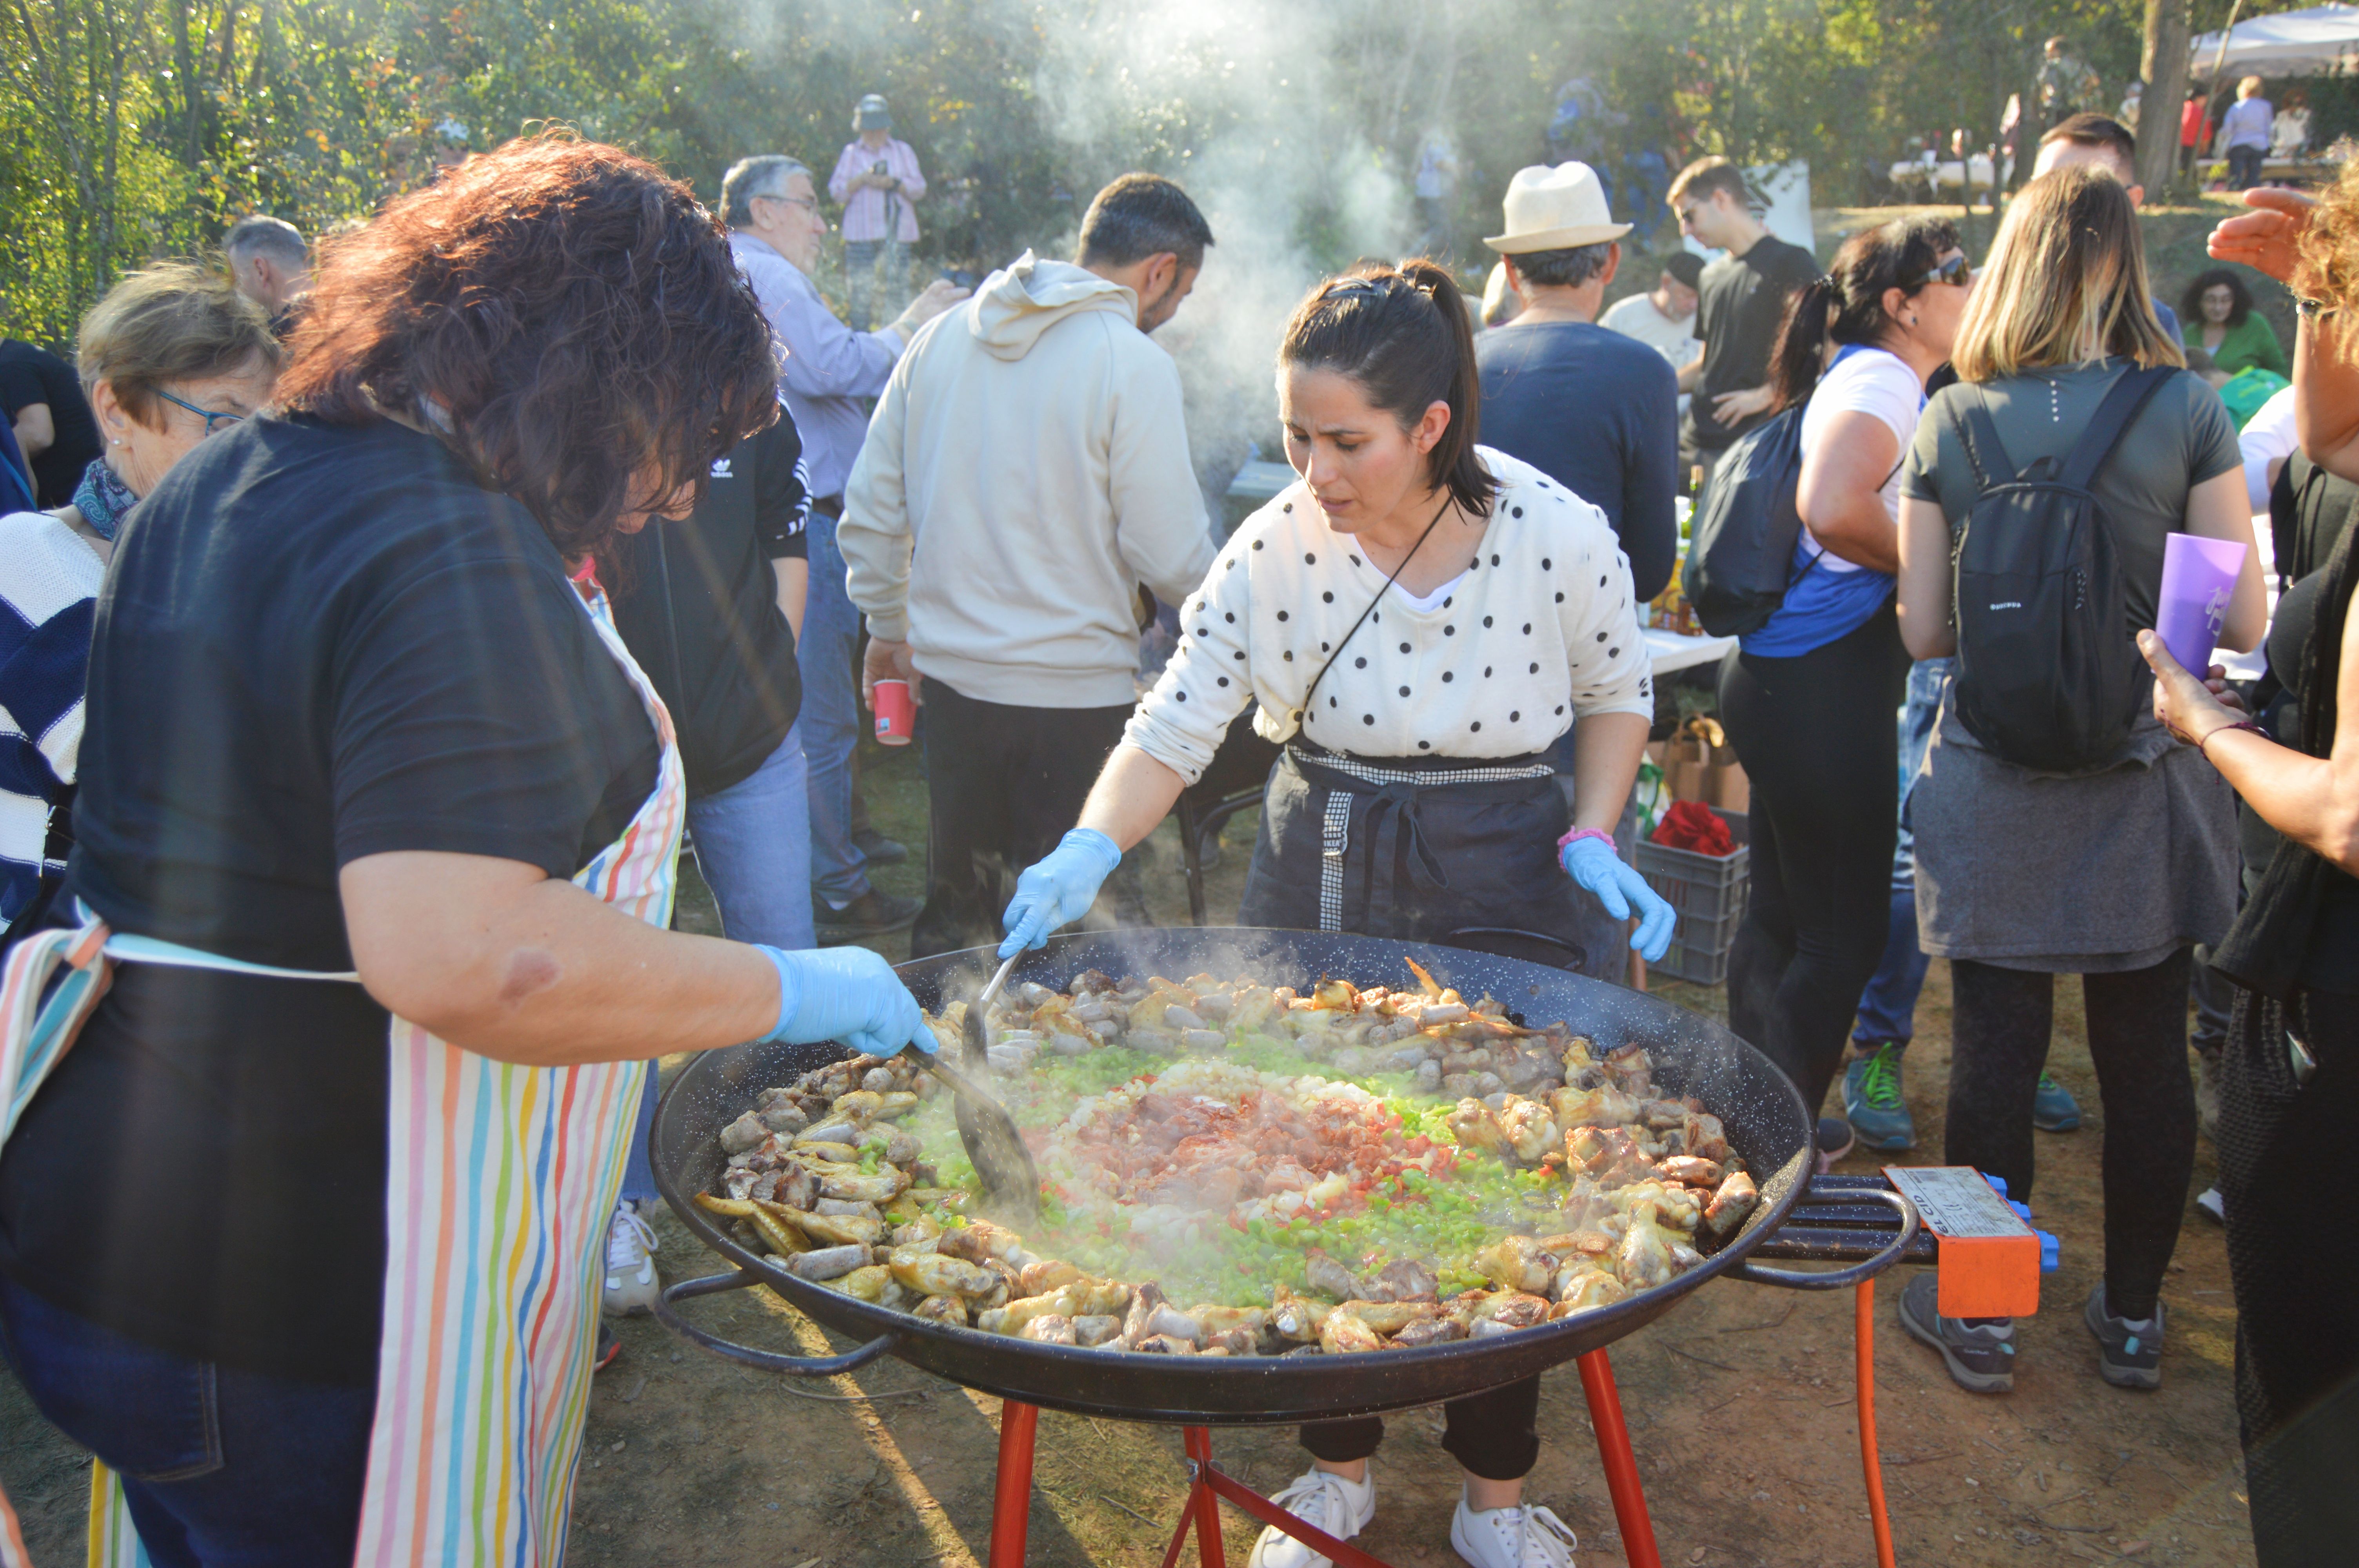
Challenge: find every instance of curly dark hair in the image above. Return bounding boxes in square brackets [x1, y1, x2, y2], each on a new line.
[276, 132, 779, 561]
[2181, 267, 2255, 330]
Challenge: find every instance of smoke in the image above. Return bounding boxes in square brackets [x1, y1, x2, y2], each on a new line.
[1024, 0, 1440, 500]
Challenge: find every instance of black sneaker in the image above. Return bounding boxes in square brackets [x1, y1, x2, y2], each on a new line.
[1897, 1272, 2016, 1394]
[1814, 1115, 1854, 1173]
[851, 827, 909, 866]
[2083, 1283, 2163, 1389]
[815, 889, 921, 943]
[594, 1321, 623, 1373]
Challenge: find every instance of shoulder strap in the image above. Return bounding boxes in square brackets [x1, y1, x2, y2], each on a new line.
[1945, 384, 2017, 493]
[2058, 365, 2174, 490]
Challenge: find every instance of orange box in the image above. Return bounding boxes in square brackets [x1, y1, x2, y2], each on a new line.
[1884, 1165, 2042, 1319]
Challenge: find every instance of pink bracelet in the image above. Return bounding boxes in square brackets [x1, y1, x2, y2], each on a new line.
[1558, 826, 1616, 853]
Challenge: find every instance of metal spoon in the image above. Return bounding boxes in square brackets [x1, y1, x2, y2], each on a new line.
[900, 951, 1038, 1225]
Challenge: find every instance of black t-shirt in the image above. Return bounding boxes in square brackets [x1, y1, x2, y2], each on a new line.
[2254, 568, 2359, 995]
[610, 409, 809, 798]
[0, 415, 661, 1383]
[1476, 320, 1680, 602]
[0, 340, 105, 509]
[1681, 235, 1821, 454]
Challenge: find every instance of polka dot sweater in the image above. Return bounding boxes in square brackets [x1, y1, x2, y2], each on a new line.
[1125, 446, 1654, 783]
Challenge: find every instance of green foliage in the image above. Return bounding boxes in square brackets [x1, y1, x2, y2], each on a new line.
[0, 0, 2175, 346]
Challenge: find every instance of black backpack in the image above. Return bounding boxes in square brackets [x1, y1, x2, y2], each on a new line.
[1683, 403, 1812, 637]
[1945, 366, 2172, 772]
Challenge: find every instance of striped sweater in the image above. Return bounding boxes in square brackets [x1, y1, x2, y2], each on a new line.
[0, 509, 104, 924]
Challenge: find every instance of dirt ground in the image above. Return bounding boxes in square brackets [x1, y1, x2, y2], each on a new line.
[0, 725, 2259, 1567]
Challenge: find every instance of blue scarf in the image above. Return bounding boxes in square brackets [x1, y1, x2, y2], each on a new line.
[72, 458, 137, 541]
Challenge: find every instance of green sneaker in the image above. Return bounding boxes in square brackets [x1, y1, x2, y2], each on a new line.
[1843, 1041, 1917, 1151]
[2033, 1072, 2083, 1133]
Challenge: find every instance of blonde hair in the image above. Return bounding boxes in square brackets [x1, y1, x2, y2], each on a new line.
[2239, 75, 2264, 98]
[76, 260, 282, 430]
[1949, 165, 2182, 383]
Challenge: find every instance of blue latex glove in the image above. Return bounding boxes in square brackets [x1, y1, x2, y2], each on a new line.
[756, 944, 931, 1056]
[1560, 836, 1677, 964]
[998, 828, 1123, 958]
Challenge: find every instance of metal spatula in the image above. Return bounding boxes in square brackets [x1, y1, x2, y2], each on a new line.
[902, 952, 1038, 1225]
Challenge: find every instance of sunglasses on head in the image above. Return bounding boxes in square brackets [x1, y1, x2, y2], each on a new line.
[1914, 254, 1972, 289]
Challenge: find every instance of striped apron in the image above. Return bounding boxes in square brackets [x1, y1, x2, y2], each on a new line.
[0, 583, 683, 1568]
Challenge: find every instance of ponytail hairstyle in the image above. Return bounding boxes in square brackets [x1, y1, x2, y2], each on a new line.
[1766, 216, 1960, 410]
[1279, 258, 1498, 517]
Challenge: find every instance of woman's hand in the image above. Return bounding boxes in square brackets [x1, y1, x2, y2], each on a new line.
[999, 829, 1122, 958]
[758, 944, 930, 1056]
[2209, 188, 2317, 283]
[1560, 836, 1677, 963]
[2138, 630, 2246, 746]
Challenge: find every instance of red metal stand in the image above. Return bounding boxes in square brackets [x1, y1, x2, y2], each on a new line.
[989, 1400, 1040, 1568]
[1576, 1348, 1663, 1568]
[987, 1347, 1670, 1568]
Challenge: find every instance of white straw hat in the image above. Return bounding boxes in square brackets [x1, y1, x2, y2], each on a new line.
[1484, 163, 1632, 254]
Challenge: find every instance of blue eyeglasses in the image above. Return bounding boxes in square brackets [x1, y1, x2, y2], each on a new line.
[155, 388, 246, 437]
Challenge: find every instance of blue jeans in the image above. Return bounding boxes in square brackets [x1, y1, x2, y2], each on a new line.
[0, 1275, 373, 1566]
[798, 509, 875, 907]
[1853, 658, 1949, 1044]
[688, 722, 816, 951]
[843, 238, 906, 333]
[619, 726, 818, 1205]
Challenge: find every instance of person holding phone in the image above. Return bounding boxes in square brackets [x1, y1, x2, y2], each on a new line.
[830, 94, 929, 331]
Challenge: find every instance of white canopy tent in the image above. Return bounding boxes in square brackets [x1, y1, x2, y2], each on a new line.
[2190, 4, 2359, 78]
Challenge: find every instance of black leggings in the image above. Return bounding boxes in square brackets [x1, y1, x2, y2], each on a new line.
[1944, 950, 2197, 1321]
[2219, 986, 2359, 1567]
[1718, 602, 1907, 1117]
[1299, 1375, 1540, 1482]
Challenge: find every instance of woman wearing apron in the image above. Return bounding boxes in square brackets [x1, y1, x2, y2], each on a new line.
[999, 262, 1674, 1568]
[0, 137, 931, 1567]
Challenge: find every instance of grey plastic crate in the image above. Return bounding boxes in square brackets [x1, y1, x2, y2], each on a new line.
[1634, 806, 1749, 986]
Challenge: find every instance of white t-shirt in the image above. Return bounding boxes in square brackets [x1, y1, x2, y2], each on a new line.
[1599, 292, 1701, 370]
[2239, 385, 2299, 518]
[1796, 345, 1925, 574]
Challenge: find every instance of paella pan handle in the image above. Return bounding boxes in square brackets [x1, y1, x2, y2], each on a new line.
[649, 1269, 900, 1376]
[1733, 1185, 1921, 1291]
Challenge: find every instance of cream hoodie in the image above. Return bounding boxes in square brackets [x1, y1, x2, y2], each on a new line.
[840, 251, 1216, 708]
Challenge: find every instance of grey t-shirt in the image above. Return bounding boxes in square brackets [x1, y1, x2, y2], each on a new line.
[1901, 359, 2242, 630]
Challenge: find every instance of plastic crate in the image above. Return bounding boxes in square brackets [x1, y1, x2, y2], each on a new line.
[1634, 806, 1750, 986]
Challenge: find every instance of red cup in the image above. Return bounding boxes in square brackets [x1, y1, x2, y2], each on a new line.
[872, 679, 915, 745]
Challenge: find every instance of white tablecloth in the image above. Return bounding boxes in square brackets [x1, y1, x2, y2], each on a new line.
[1643, 627, 1736, 676]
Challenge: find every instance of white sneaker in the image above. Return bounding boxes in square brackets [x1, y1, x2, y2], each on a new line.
[602, 1204, 660, 1316]
[1245, 1466, 1377, 1568]
[1450, 1495, 1578, 1568]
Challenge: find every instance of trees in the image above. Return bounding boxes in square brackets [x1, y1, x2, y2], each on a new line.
[1, 0, 2183, 348]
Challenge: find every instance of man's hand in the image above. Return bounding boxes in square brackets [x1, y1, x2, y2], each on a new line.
[892, 279, 970, 341]
[896, 278, 972, 332]
[2210, 188, 2317, 284]
[862, 637, 921, 708]
[1710, 383, 1775, 425]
